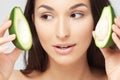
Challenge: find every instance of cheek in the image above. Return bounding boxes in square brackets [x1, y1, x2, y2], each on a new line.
[73, 25, 93, 46]
[34, 21, 52, 45]
[72, 19, 93, 40]
[71, 17, 94, 49]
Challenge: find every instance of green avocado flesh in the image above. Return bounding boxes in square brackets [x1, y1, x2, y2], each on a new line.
[9, 7, 32, 50]
[93, 5, 115, 48]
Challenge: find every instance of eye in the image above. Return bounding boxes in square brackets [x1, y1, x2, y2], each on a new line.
[70, 13, 83, 19]
[41, 14, 53, 20]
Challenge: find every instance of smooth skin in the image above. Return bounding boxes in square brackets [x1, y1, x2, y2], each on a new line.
[0, 0, 120, 80]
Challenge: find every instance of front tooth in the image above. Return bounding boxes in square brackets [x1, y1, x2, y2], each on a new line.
[60, 46, 69, 49]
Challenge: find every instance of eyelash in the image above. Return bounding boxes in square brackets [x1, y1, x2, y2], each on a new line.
[41, 14, 53, 20]
[40, 12, 84, 20]
[70, 12, 83, 19]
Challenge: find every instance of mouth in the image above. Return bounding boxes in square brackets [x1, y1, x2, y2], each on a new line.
[55, 44, 76, 49]
[53, 43, 76, 54]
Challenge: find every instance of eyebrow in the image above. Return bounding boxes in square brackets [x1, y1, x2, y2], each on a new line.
[38, 5, 54, 10]
[70, 3, 88, 10]
[38, 3, 88, 10]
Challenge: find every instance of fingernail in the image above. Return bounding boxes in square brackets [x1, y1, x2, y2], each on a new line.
[112, 33, 117, 38]
[112, 24, 116, 30]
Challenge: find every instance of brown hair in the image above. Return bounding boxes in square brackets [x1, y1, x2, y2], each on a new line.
[21, 0, 111, 75]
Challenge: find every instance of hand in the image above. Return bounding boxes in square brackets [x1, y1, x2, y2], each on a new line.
[0, 15, 22, 80]
[100, 17, 120, 80]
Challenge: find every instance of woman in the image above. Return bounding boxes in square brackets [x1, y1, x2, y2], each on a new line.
[0, 0, 120, 80]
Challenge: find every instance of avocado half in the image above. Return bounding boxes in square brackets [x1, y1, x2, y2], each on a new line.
[9, 7, 32, 50]
[93, 5, 115, 48]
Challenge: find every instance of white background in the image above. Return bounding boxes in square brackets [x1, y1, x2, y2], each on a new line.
[0, 0, 120, 70]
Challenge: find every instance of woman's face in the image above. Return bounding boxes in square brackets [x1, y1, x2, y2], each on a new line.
[33, 0, 94, 65]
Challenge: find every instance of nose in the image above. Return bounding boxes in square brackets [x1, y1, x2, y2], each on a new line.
[56, 17, 70, 40]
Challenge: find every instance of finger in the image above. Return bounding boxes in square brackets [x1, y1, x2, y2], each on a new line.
[0, 34, 16, 45]
[114, 17, 120, 27]
[0, 14, 10, 29]
[0, 14, 11, 37]
[112, 32, 120, 49]
[0, 14, 10, 25]
[112, 24, 120, 37]
[0, 20, 12, 37]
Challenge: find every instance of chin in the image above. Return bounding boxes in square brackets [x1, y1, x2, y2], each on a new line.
[50, 55, 82, 66]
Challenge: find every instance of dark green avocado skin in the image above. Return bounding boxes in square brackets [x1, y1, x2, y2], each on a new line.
[9, 7, 32, 50]
[104, 5, 115, 48]
[94, 5, 115, 48]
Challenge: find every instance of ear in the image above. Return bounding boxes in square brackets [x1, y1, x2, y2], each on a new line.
[32, 14, 35, 23]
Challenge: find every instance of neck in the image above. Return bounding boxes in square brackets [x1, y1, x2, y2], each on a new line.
[44, 54, 92, 80]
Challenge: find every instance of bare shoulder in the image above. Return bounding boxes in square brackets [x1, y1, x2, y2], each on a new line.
[9, 70, 27, 80]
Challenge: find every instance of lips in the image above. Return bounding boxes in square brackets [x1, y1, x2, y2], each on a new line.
[53, 43, 76, 54]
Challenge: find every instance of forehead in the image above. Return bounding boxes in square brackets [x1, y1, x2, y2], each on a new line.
[34, 0, 91, 9]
